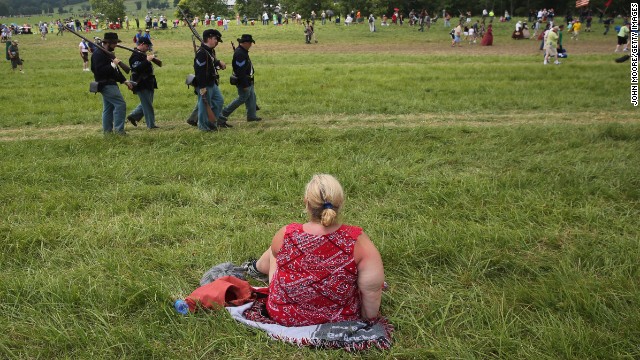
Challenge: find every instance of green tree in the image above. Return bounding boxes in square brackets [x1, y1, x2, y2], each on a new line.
[0, 0, 9, 16]
[90, 0, 126, 22]
[176, 0, 229, 18]
[135, 1, 142, 10]
[236, 0, 263, 18]
[279, 0, 335, 19]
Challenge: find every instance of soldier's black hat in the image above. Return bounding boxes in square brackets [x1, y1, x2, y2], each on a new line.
[203, 29, 223, 42]
[103, 32, 122, 43]
[138, 37, 152, 45]
[237, 34, 255, 43]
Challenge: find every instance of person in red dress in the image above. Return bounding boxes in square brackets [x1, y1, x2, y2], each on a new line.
[246, 174, 385, 326]
[481, 23, 494, 45]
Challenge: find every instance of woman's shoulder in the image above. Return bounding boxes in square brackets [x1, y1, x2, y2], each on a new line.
[339, 224, 363, 239]
[283, 222, 304, 236]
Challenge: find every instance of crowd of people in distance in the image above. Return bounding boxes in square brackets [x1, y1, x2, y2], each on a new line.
[4, 7, 634, 134]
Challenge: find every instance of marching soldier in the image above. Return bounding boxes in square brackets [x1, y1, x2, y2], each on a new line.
[221, 34, 261, 122]
[194, 29, 229, 131]
[126, 37, 159, 129]
[91, 32, 133, 135]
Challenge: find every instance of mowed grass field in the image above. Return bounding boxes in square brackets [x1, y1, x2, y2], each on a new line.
[1, 18, 639, 359]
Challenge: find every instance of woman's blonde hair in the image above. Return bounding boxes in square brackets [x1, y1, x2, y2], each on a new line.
[304, 174, 344, 227]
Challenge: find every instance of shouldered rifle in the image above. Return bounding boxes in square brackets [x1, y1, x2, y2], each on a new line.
[178, 6, 215, 123]
[64, 25, 130, 74]
[116, 45, 162, 67]
[229, 41, 238, 85]
[95, 36, 163, 67]
[116, 43, 162, 67]
[178, 6, 205, 46]
[191, 35, 198, 55]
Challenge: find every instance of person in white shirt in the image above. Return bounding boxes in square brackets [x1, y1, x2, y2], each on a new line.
[79, 39, 90, 71]
[40, 23, 47, 40]
[345, 15, 353, 25]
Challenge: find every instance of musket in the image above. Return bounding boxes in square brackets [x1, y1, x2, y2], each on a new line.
[178, 6, 205, 46]
[95, 36, 163, 67]
[117, 43, 163, 67]
[192, 35, 198, 54]
[64, 25, 130, 74]
[178, 6, 216, 123]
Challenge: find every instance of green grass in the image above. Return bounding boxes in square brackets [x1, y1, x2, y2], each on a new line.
[1, 20, 639, 359]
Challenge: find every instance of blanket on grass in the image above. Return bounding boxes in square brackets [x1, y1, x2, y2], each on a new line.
[192, 264, 393, 351]
[226, 297, 393, 351]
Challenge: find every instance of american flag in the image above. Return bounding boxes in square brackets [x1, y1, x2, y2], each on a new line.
[576, 0, 589, 7]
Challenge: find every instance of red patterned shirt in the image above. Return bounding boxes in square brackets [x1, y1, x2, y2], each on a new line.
[266, 223, 363, 326]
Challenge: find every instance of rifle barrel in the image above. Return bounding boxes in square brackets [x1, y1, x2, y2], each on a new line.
[115, 44, 163, 67]
[178, 6, 205, 46]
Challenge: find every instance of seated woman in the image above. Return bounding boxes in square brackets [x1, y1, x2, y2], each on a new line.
[512, 21, 524, 39]
[247, 174, 385, 326]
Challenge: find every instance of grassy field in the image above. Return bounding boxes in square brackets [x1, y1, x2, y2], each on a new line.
[1, 19, 639, 359]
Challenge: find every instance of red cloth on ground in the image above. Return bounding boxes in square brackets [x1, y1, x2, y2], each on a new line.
[267, 223, 363, 326]
[185, 275, 253, 312]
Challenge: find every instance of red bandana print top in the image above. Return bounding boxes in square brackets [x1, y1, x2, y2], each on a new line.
[266, 223, 363, 326]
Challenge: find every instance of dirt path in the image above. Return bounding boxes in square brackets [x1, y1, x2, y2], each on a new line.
[1, 111, 638, 142]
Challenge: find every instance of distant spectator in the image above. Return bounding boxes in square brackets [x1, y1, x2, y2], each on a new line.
[544, 26, 560, 65]
[345, 15, 353, 26]
[7, 40, 24, 73]
[481, 23, 493, 45]
[614, 22, 630, 52]
[79, 38, 90, 71]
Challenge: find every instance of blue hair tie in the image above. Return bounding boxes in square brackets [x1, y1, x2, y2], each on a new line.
[323, 202, 334, 210]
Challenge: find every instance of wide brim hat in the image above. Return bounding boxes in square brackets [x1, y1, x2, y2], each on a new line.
[103, 32, 122, 43]
[237, 34, 255, 43]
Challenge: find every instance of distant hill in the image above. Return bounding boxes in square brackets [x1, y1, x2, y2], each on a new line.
[1, 0, 179, 17]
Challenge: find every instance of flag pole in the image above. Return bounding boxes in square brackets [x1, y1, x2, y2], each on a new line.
[602, 0, 612, 16]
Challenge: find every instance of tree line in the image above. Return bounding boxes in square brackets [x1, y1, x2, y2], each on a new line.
[237, 0, 628, 20]
[2, 0, 629, 20]
[0, 0, 87, 16]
